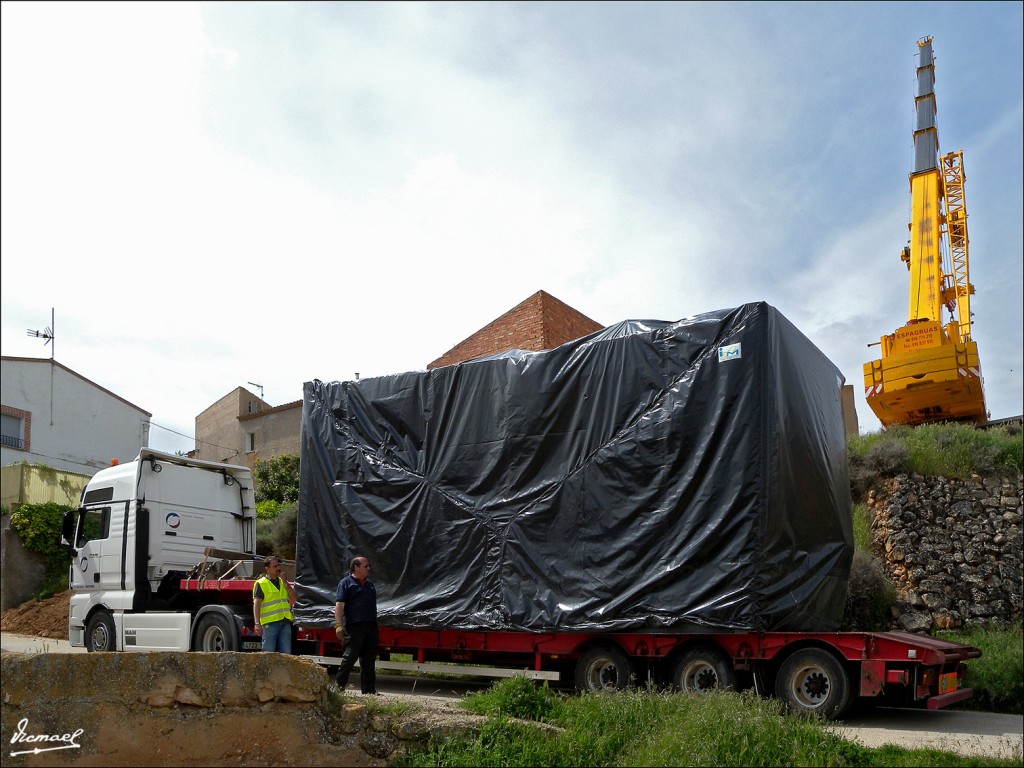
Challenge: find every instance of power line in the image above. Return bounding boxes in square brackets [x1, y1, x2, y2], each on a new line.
[147, 421, 238, 455]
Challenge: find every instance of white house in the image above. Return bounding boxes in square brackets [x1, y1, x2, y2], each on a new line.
[1, 356, 151, 475]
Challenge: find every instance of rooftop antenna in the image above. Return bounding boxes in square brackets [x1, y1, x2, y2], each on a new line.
[247, 381, 264, 401]
[27, 308, 55, 360]
[27, 308, 56, 424]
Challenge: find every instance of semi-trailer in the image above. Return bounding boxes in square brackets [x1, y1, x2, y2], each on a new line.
[61, 302, 980, 718]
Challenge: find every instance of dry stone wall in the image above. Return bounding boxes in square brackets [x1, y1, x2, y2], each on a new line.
[867, 472, 1023, 632]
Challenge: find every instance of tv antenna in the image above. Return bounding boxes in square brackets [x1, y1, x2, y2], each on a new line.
[247, 381, 264, 401]
[27, 308, 55, 360]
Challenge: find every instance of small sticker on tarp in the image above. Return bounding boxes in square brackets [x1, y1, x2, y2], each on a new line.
[718, 343, 742, 362]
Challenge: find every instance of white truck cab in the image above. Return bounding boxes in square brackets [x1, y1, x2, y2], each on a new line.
[59, 449, 258, 651]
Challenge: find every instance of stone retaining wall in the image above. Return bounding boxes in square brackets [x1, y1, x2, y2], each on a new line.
[0, 651, 465, 766]
[866, 472, 1023, 632]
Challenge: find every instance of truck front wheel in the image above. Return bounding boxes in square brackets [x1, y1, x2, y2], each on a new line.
[193, 613, 240, 652]
[575, 646, 634, 692]
[671, 647, 736, 693]
[775, 649, 851, 719]
[85, 610, 117, 652]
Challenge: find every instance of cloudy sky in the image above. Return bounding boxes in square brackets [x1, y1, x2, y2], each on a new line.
[2, 1, 1022, 455]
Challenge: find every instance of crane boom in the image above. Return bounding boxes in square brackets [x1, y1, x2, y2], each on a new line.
[863, 37, 987, 428]
[907, 36, 944, 325]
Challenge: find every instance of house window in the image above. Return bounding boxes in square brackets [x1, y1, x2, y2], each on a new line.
[1, 409, 27, 450]
[247, 400, 257, 414]
[246, 432, 256, 452]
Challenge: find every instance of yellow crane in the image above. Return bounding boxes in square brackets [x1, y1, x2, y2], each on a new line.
[863, 36, 988, 427]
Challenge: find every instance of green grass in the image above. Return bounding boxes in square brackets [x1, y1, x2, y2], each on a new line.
[848, 422, 1022, 478]
[852, 503, 872, 551]
[941, 623, 1024, 715]
[392, 678, 1022, 767]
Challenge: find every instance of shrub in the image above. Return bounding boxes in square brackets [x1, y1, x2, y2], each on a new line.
[842, 550, 895, 631]
[8, 502, 74, 598]
[866, 436, 911, 474]
[256, 499, 282, 520]
[256, 503, 297, 560]
[462, 675, 558, 722]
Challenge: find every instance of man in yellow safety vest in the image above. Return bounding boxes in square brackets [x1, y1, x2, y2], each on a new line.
[252, 554, 297, 652]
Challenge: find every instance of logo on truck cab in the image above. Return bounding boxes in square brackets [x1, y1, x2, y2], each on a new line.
[165, 512, 181, 529]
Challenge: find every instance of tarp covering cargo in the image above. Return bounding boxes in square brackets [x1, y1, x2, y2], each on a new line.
[295, 301, 853, 632]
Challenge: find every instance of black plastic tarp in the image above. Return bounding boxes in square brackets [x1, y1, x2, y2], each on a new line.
[295, 302, 853, 632]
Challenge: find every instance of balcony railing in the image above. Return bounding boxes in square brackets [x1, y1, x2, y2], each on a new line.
[1, 434, 25, 449]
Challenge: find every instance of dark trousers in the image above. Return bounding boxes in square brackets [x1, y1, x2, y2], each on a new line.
[335, 622, 379, 693]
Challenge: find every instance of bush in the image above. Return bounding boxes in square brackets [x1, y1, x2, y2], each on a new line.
[8, 502, 74, 598]
[463, 675, 558, 722]
[842, 550, 895, 631]
[256, 499, 282, 520]
[256, 503, 297, 560]
[866, 435, 911, 473]
[847, 432, 910, 499]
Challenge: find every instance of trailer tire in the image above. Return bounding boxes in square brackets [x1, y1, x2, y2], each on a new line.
[194, 612, 239, 652]
[776, 649, 851, 719]
[85, 610, 117, 652]
[575, 646, 634, 692]
[671, 647, 736, 693]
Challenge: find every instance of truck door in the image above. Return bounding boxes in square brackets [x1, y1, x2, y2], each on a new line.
[72, 488, 128, 594]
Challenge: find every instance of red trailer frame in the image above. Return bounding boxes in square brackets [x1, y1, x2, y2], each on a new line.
[294, 623, 980, 719]
[177, 575, 980, 719]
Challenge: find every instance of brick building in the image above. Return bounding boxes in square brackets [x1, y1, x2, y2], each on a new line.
[428, 291, 602, 369]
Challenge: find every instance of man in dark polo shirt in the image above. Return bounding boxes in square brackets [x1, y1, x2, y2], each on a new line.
[333, 555, 379, 694]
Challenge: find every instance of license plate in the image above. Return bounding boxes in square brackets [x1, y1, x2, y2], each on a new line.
[243, 641, 262, 650]
[938, 672, 958, 694]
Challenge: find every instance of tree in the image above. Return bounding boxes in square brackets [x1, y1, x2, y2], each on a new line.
[253, 454, 300, 504]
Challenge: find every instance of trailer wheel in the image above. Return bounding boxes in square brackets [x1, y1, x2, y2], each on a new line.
[194, 613, 239, 652]
[85, 610, 117, 652]
[671, 647, 736, 693]
[575, 646, 634, 692]
[776, 649, 851, 719]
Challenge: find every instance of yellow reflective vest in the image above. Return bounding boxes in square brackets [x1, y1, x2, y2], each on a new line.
[254, 576, 293, 625]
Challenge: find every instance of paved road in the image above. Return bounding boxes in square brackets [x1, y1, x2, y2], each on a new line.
[829, 707, 1023, 760]
[3, 632, 1020, 760]
[0, 633, 84, 654]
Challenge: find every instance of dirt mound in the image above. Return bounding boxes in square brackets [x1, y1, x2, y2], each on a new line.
[0, 590, 70, 639]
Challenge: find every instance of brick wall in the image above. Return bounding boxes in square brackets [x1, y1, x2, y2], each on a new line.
[428, 291, 602, 369]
